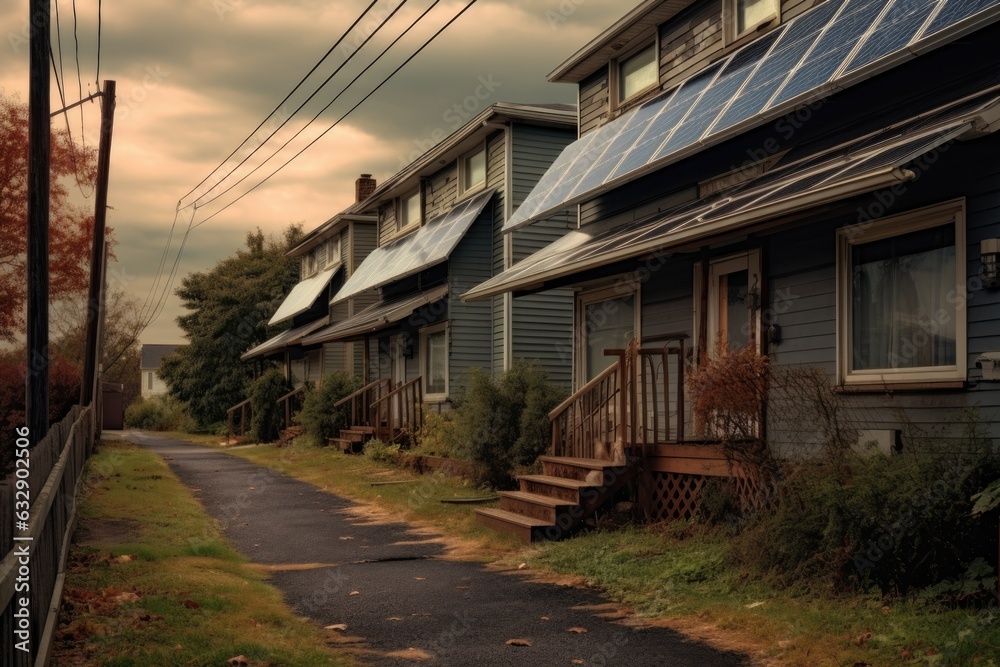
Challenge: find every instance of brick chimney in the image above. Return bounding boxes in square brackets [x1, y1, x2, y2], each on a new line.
[355, 174, 376, 203]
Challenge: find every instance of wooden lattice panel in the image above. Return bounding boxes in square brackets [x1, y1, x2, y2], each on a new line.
[646, 472, 707, 522]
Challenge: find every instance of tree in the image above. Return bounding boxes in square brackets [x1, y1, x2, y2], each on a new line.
[159, 226, 302, 428]
[0, 91, 109, 341]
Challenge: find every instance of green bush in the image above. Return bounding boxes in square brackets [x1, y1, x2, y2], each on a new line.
[729, 444, 1000, 599]
[248, 369, 291, 443]
[296, 372, 357, 443]
[363, 439, 399, 463]
[414, 410, 462, 458]
[124, 396, 192, 431]
[457, 362, 566, 490]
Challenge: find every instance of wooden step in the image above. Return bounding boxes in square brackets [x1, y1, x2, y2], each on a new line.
[538, 455, 628, 484]
[328, 437, 362, 454]
[499, 491, 575, 524]
[474, 508, 552, 543]
[518, 474, 597, 503]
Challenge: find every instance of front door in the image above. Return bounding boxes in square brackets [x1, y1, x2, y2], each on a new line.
[388, 334, 407, 429]
[706, 250, 761, 355]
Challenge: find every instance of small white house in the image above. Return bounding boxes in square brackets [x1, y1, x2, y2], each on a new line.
[140, 344, 180, 398]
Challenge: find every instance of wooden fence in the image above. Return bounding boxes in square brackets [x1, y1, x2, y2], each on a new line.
[0, 405, 95, 667]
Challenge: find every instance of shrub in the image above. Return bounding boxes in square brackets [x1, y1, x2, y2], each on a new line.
[414, 410, 462, 458]
[124, 395, 191, 431]
[248, 369, 290, 443]
[363, 438, 399, 463]
[729, 443, 1000, 598]
[296, 372, 357, 443]
[457, 362, 565, 490]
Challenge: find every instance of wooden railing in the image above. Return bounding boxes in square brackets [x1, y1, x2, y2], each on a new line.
[226, 397, 253, 444]
[277, 386, 307, 432]
[548, 338, 687, 461]
[370, 377, 423, 445]
[334, 378, 391, 428]
[1, 404, 95, 666]
[549, 361, 622, 460]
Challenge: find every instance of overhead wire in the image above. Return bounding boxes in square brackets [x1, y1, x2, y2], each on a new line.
[135, 202, 184, 329]
[192, 0, 477, 227]
[186, 0, 414, 212]
[49, 8, 95, 197]
[178, 0, 382, 204]
[71, 0, 87, 154]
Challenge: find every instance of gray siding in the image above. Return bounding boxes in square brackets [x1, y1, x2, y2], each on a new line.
[351, 221, 378, 275]
[448, 205, 495, 398]
[378, 201, 397, 246]
[425, 164, 459, 222]
[487, 131, 507, 376]
[579, 69, 609, 136]
[512, 290, 574, 388]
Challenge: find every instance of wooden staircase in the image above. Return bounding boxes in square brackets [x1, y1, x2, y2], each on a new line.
[331, 377, 424, 453]
[328, 425, 376, 453]
[475, 455, 637, 542]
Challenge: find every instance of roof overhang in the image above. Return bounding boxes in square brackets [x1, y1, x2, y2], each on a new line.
[287, 213, 376, 259]
[240, 319, 328, 361]
[304, 285, 449, 344]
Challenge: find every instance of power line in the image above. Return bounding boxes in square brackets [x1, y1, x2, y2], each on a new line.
[179, 0, 382, 204]
[193, 0, 439, 214]
[185, 0, 409, 211]
[71, 0, 86, 154]
[135, 202, 183, 329]
[193, 0, 478, 227]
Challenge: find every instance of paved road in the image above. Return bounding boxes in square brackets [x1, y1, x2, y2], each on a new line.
[129, 432, 752, 667]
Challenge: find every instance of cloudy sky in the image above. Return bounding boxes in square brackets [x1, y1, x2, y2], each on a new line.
[1, 0, 622, 344]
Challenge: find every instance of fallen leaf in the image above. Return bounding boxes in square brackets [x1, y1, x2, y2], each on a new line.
[349, 591, 360, 596]
[111, 591, 140, 605]
[540, 616, 549, 621]
[572, 661, 584, 665]
[182, 599, 201, 609]
[745, 601, 765, 609]
[248, 486, 255, 490]
[900, 648, 913, 660]
[518, 563, 528, 570]
[455, 586, 471, 590]
[855, 631, 872, 647]
[227, 656, 249, 667]
[112, 554, 135, 564]
[325, 624, 348, 631]
[567, 627, 588, 634]
[173, 644, 182, 651]
[387, 617, 402, 622]
[506, 638, 532, 647]
[414, 577, 426, 581]
[339, 536, 354, 541]
[881, 605, 891, 615]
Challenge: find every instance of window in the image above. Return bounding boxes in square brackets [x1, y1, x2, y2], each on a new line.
[147, 372, 153, 390]
[731, 0, 778, 40]
[326, 237, 341, 268]
[421, 323, 448, 400]
[461, 146, 487, 194]
[617, 43, 657, 104]
[303, 250, 317, 278]
[837, 200, 966, 386]
[577, 284, 639, 384]
[697, 250, 761, 357]
[400, 190, 421, 230]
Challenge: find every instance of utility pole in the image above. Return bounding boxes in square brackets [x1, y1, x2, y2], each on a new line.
[81, 80, 116, 408]
[26, 0, 50, 439]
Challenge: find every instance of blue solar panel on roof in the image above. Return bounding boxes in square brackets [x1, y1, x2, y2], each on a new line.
[770, 0, 888, 106]
[609, 63, 723, 181]
[503, 0, 999, 232]
[844, 0, 939, 73]
[924, 0, 997, 34]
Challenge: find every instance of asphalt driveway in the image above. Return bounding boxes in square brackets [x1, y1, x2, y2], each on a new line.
[129, 432, 752, 667]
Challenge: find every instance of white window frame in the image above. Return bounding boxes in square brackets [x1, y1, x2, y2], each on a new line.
[303, 250, 318, 278]
[326, 236, 341, 268]
[420, 322, 449, 402]
[693, 250, 762, 366]
[575, 280, 641, 389]
[726, 0, 780, 44]
[836, 199, 967, 387]
[612, 40, 659, 109]
[399, 189, 422, 232]
[459, 144, 487, 195]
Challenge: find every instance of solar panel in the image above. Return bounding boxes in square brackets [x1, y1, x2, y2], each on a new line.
[503, 0, 1000, 233]
[333, 189, 494, 303]
[924, 0, 997, 35]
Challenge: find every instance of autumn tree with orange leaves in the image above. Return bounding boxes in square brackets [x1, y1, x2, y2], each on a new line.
[0, 91, 111, 342]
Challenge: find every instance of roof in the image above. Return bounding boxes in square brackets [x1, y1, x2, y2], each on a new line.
[548, 0, 690, 84]
[462, 94, 1000, 302]
[140, 344, 181, 369]
[268, 263, 341, 326]
[304, 285, 450, 344]
[331, 188, 494, 304]
[345, 102, 576, 213]
[240, 319, 328, 361]
[507, 0, 1000, 232]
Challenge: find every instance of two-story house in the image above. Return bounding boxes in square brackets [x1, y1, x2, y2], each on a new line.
[240, 176, 378, 386]
[301, 102, 577, 443]
[464, 0, 1000, 539]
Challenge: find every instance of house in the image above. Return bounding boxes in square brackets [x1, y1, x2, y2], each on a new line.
[140, 344, 181, 398]
[239, 176, 379, 387]
[463, 0, 1000, 539]
[300, 102, 578, 445]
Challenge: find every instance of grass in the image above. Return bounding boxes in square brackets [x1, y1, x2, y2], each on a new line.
[55, 439, 352, 667]
[191, 435, 1000, 666]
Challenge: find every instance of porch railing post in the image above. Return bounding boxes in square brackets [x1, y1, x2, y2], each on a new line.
[677, 338, 685, 443]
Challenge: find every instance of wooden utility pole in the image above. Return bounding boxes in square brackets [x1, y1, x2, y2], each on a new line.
[27, 0, 51, 438]
[81, 80, 117, 407]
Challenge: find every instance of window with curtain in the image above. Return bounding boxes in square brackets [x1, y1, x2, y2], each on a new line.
[618, 44, 657, 103]
[735, 0, 777, 36]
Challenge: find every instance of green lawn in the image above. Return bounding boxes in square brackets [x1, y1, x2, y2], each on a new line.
[54, 439, 353, 666]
